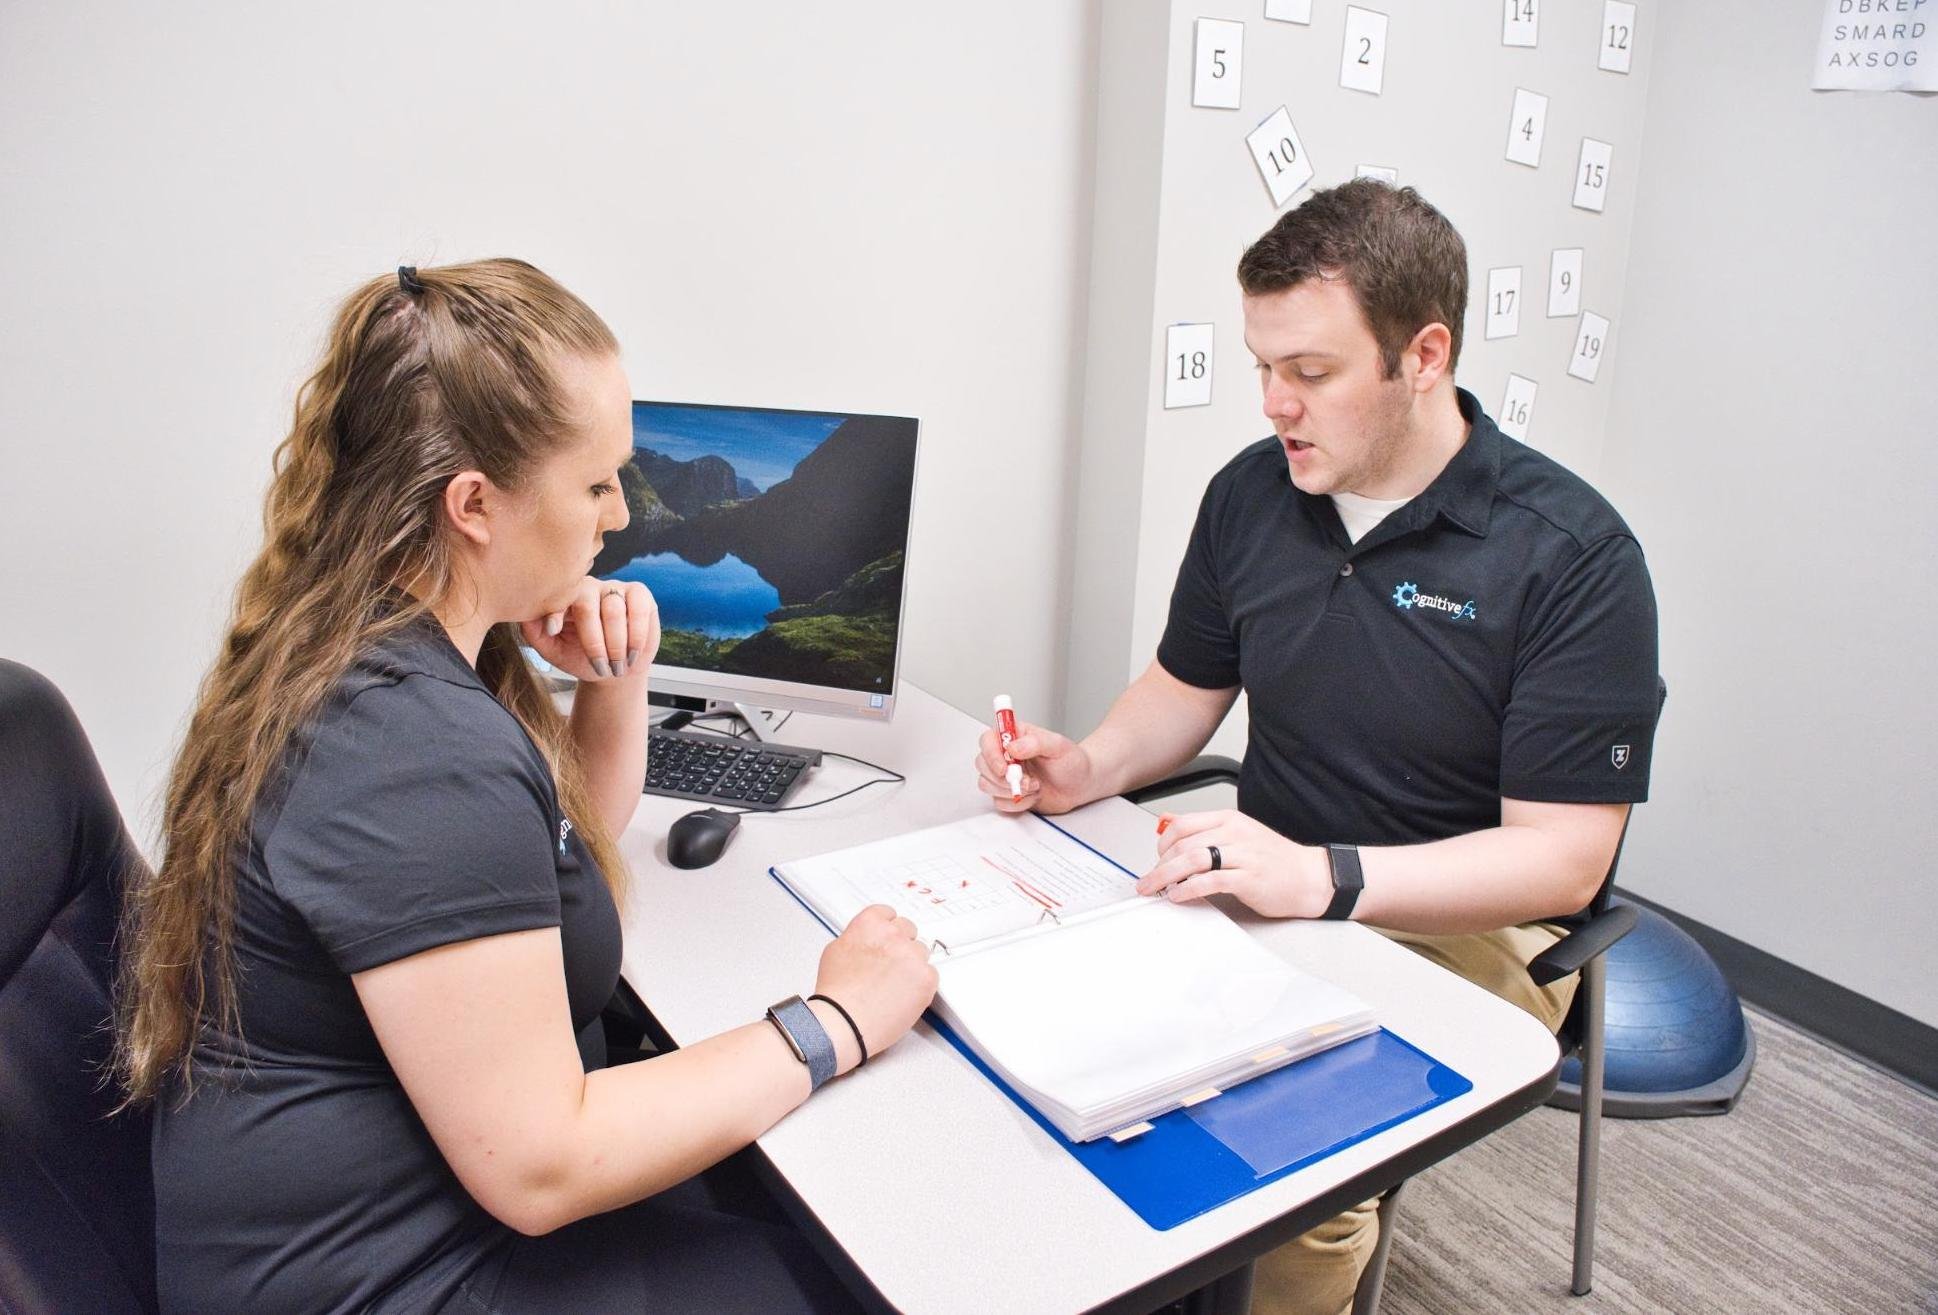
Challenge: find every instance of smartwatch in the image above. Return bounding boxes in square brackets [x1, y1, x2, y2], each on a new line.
[765, 995, 838, 1092]
[1321, 843, 1364, 921]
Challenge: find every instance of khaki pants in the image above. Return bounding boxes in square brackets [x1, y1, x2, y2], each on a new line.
[1248, 923, 1579, 1315]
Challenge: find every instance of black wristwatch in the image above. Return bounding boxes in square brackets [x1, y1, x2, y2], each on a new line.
[1321, 843, 1364, 921]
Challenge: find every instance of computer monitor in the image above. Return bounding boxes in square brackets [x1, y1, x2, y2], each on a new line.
[592, 399, 920, 726]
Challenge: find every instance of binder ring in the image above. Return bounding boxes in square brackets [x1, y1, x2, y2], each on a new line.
[1206, 844, 1222, 873]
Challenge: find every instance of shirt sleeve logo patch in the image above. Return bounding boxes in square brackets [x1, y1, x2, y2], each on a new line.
[1611, 744, 1632, 770]
[1392, 580, 1477, 622]
[558, 816, 574, 855]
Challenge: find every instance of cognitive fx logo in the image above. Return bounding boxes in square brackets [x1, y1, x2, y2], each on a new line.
[1392, 580, 1477, 623]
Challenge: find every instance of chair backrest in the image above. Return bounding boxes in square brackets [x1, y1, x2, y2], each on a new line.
[0, 660, 157, 1314]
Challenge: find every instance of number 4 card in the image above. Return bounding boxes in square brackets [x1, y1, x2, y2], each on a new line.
[1246, 107, 1315, 208]
[1164, 323, 1215, 409]
[1499, 374, 1538, 441]
[1505, 88, 1548, 168]
[1568, 312, 1611, 383]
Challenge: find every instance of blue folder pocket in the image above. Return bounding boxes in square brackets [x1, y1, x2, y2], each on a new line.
[931, 1021, 1470, 1231]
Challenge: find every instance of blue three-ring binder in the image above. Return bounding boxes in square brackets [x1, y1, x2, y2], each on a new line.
[768, 813, 1472, 1231]
[931, 1018, 1470, 1230]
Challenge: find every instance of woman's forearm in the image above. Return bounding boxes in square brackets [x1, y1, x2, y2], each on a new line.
[567, 676, 655, 836]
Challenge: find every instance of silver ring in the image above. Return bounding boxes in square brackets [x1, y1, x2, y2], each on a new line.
[1206, 844, 1222, 873]
[601, 585, 624, 598]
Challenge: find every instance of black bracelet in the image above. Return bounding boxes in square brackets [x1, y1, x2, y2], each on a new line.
[807, 993, 869, 1069]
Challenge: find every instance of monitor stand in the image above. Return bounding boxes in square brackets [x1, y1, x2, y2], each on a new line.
[720, 700, 786, 744]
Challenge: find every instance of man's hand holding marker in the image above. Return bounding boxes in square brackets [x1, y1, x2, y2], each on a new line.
[973, 695, 1097, 816]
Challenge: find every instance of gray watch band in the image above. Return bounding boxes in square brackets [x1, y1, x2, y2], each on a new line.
[766, 995, 838, 1091]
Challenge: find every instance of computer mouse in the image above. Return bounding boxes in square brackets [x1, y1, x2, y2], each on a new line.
[666, 808, 742, 869]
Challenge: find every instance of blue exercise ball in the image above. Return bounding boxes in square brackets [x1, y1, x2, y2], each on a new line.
[1550, 901, 1755, 1118]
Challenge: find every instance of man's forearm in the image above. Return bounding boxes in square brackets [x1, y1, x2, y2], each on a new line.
[1077, 661, 1238, 804]
[1350, 803, 1627, 934]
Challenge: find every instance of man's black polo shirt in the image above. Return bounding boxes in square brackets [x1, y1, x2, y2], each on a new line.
[1156, 388, 1658, 853]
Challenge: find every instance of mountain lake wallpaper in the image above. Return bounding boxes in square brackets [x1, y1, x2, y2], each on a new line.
[592, 403, 918, 695]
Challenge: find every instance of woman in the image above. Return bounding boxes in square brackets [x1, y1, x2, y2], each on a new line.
[116, 259, 937, 1313]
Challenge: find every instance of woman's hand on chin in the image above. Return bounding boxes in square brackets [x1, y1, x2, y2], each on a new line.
[519, 578, 661, 682]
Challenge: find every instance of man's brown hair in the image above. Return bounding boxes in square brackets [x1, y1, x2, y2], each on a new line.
[1237, 179, 1468, 379]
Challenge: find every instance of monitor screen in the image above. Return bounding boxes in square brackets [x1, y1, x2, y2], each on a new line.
[592, 400, 919, 721]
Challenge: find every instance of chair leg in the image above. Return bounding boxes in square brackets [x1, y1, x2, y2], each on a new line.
[1350, 1183, 1405, 1315]
[1572, 954, 1607, 1297]
[1180, 1260, 1254, 1315]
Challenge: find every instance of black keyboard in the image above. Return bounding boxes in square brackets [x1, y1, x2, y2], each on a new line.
[644, 728, 822, 810]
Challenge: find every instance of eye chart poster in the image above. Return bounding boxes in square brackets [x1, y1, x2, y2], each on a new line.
[1812, 0, 1936, 91]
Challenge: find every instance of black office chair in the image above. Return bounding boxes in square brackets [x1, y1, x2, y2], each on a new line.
[0, 659, 157, 1314]
[1129, 677, 1665, 1310]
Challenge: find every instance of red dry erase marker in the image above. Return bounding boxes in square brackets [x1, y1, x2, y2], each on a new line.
[991, 695, 1025, 801]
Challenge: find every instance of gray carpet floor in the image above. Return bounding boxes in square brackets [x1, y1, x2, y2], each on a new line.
[1380, 1008, 1938, 1314]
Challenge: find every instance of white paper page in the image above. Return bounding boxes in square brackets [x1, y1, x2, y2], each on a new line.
[775, 812, 1138, 951]
[937, 898, 1372, 1120]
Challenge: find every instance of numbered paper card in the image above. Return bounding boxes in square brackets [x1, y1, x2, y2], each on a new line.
[1485, 267, 1522, 340]
[1504, 88, 1548, 167]
[1265, 0, 1313, 21]
[1499, 374, 1538, 441]
[1568, 312, 1610, 383]
[1340, 7, 1388, 95]
[1247, 107, 1315, 207]
[1194, 18, 1245, 109]
[1599, 1, 1636, 73]
[1573, 138, 1613, 212]
[1165, 323, 1215, 408]
[1503, 0, 1538, 47]
[1548, 248, 1583, 317]
[1356, 164, 1399, 183]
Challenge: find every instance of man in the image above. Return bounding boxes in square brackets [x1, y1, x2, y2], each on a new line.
[975, 179, 1658, 1314]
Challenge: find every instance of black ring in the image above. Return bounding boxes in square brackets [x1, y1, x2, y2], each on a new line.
[1206, 844, 1222, 872]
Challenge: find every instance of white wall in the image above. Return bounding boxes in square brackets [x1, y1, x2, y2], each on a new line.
[1067, 0, 1656, 754]
[0, 2, 1100, 848]
[1602, 0, 1938, 1026]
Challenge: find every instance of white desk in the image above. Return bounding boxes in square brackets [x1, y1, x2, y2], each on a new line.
[615, 684, 1559, 1314]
